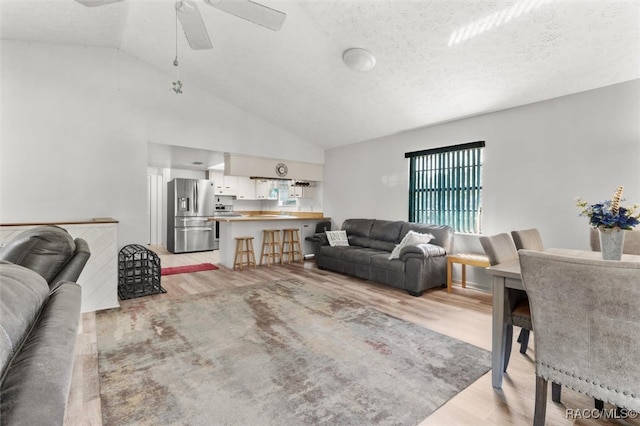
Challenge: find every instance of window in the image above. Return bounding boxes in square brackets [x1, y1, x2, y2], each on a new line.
[277, 181, 298, 207]
[406, 141, 484, 233]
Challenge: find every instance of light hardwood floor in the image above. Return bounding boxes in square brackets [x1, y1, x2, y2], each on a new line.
[65, 246, 638, 426]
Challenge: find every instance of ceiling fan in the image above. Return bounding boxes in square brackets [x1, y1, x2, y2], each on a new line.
[75, 0, 287, 50]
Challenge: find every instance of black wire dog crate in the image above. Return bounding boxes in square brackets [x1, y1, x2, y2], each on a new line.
[118, 244, 165, 300]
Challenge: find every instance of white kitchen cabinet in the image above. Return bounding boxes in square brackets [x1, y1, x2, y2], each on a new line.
[289, 183, 316, 199]
[289, 184, 303, 198]
[212, 175, 238, 196]
[237, 176, 256, 200]
[255, 179, 278, 200]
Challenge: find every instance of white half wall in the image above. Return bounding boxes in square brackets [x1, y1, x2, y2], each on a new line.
[323, 79, 640, 289]
[1, 41, 323, 248]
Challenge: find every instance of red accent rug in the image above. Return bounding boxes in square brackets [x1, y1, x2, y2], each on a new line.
[161, 263, 219, 276]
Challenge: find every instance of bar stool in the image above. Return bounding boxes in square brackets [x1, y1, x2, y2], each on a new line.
[260, 229, 282, 267]
[233, 237, 256, 270]
[281, 228, 303, 264]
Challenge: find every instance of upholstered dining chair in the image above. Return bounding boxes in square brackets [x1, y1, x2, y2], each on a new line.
[479, 233, 532, 372]
[590, 227, 640, 255]
[519, 250, 640, 426]
[510, 228, 544, 352]
[514, 228, 605, 409]
[511, 228, 544, 252]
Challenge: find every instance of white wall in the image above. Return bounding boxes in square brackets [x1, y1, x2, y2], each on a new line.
[1, 41, 323, 247]
[323, 79, 640, 288]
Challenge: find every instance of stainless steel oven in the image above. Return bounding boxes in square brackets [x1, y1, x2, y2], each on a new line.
[211, 196, 238, 250]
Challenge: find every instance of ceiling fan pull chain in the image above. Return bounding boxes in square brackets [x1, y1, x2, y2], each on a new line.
[172, 0, 183, 94]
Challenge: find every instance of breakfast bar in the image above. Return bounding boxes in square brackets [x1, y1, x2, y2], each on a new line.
[209, 214, 330, 269]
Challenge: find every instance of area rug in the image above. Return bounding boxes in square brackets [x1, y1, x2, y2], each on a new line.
[96, 279, 491, 425]
[161, 262, 218, 276]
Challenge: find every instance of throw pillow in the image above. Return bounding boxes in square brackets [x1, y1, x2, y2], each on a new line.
[388, 230, 434, 260]
[326, 230, 349, 247]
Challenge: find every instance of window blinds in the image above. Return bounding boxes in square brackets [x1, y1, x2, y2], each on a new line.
[406, 141, 484, 233]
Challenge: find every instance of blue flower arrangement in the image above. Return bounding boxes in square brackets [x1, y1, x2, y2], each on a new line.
[576, 186, 640, 230]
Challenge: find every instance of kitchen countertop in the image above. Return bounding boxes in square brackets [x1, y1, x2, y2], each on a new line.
[0, 218, 119, 226]
[209, 215, 330, 223]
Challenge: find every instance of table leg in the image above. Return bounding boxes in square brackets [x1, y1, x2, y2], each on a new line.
[447, 258, 453, 293]
[492, 275, 507, 388]
[461, 264, 467, 288]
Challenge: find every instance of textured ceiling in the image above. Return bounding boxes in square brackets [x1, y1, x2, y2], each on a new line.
[1, 0, 639, 151]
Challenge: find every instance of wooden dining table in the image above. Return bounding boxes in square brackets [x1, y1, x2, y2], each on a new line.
[485, 248, 640, 389]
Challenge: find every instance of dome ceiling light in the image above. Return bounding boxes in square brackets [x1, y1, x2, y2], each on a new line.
[342, 48, 376, 72]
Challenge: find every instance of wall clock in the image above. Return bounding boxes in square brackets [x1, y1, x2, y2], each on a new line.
[275, 163, 288, 177]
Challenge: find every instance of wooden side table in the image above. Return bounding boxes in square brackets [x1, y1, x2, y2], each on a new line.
[446, 253, 490, 293]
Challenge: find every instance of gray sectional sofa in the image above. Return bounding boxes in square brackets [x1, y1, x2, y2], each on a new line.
[0, 226, 89, 425]
[314, 218, 454, 296]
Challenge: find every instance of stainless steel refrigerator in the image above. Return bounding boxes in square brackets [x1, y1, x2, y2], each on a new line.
[167, 178, 217, 253]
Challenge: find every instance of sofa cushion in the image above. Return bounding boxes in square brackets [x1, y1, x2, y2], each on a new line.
[389, 230, 434, 260]
[342, 219, 374, 238]
[343, 220, 403, 251]
[342, 247, 384, 265]
[1, 281, 81, 426]
[318, 246, 383, 265]
[0, 263, 49, 381]
[370, 220, 404, 243]
[319, 245, 350, 259]
[400, 223, 454, 254]
[0, 226, 76, 284]
[370, 254, 405, 272]
[326, 230, 349, 247]
[400, 243, 447, 259]
[348, 237, 397, 252]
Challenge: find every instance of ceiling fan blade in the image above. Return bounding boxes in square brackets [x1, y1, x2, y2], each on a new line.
[75, 0, 125, 6]
[177, 1, 213, 50]
[203, 0, 286, 31]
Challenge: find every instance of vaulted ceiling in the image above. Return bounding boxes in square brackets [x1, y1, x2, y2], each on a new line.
[2, 0, 639, 150]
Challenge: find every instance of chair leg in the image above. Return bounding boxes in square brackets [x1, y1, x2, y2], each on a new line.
[504, 324, 513, 372]
[595, 399, 604, 411]
[551, 382, 561, 403]
[519, 329, 530, 354]
[534, 376, 548, 426]
[552, 385, 603, 410]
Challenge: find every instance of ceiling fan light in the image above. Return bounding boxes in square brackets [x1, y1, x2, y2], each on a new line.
[342, 48, 376, 72]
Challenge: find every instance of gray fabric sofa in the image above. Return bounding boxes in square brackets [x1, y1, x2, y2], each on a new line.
[314, 219, 455, 296]
[0, 226, 87, 425]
